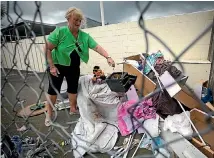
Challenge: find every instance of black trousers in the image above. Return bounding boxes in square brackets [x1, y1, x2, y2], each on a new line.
[47, 50, 80, 95]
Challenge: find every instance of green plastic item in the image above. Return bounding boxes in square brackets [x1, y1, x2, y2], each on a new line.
[30, 103, 45, 111]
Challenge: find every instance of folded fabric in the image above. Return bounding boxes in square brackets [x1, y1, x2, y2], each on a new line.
[135, 99, 155, 120]
[145, 60, 184, 118]
[152, 90, 183, 119]
[163, 111, 193, 137]
[118, 99, 156, 136]
[147, 60, 184, 86]
[143, 50, 164, 74]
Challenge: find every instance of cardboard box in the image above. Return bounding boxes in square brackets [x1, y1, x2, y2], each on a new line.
[123, 54, 202, 109]
[123, 54, 156, 96]
[190, 104, 214, 158]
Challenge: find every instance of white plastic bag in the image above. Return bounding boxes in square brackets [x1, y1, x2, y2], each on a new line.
[163, 111, 193, 137]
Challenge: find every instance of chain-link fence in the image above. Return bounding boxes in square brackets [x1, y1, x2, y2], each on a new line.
[1, 1, 214, 158]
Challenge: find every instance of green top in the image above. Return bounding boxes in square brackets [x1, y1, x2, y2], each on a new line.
[47, 26, 98, 66]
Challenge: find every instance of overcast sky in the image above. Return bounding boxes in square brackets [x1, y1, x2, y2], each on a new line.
[1, 1, 214, 26]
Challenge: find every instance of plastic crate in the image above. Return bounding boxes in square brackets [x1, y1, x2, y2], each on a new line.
[106, 72, 137, 93]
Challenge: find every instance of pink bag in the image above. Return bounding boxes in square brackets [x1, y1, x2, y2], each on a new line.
[117, 99, 155, 136]
[118, 100, 139, 136]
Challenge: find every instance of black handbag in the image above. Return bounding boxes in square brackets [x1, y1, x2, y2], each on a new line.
[106, 72, 137, 93]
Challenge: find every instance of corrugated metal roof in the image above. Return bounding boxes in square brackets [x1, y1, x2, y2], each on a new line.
[1, 20, 56, 41]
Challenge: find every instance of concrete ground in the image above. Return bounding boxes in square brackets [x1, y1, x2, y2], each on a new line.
[1, 71, 152, 158]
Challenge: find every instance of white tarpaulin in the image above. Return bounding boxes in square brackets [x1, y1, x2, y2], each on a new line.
[72, 75, 121, 157]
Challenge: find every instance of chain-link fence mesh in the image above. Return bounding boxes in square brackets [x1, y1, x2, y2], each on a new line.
[1, 1, 214, 158]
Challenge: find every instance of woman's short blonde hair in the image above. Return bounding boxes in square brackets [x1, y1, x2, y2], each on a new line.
[65, 7, 84, 20]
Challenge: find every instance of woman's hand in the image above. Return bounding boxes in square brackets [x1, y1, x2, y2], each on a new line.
[50, 66, 60, 77]
[107, 57, 115, 67]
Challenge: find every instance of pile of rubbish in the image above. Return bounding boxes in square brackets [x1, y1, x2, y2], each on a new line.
[69, 50, 214, 158]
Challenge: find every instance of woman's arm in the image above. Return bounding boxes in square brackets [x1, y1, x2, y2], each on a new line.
[92, 45, 109, 58]
[44, 42, 56, 68]
[44, 42, 59, 76]
[92, 45, 115, 67]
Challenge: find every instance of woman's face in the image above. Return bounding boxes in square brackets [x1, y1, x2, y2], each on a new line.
[68, 14, 82, 31]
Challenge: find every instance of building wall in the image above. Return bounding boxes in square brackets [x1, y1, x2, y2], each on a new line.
[1, 10, 214, 89]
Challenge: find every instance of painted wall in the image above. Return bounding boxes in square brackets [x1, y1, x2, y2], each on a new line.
[1, 10, 213, 89]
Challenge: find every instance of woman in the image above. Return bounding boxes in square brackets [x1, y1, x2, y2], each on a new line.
[45, 7, 115, 126]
